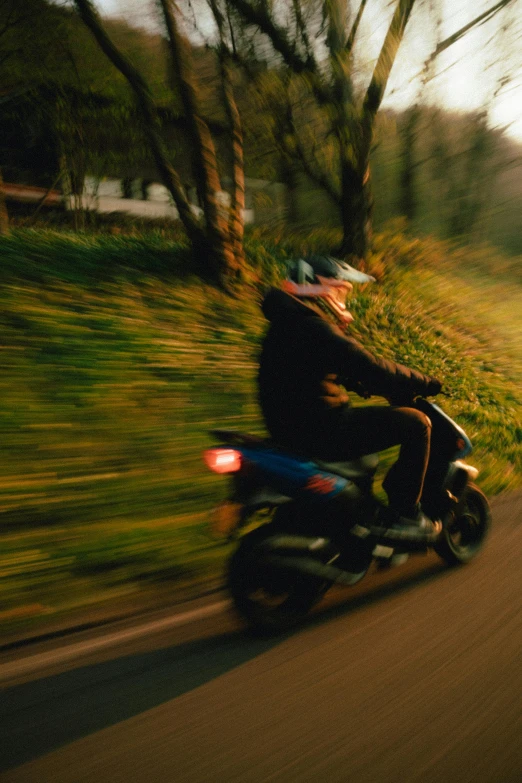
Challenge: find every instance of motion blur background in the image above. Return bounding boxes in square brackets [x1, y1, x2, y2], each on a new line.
[0, 0, 521, 638]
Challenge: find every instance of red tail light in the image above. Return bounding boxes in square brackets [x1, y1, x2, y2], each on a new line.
[203, 448, 242, 474]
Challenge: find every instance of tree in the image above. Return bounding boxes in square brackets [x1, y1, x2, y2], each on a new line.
[208, 0, 247, 267]
[398, 104, 421, 224]
[0, 0, 124, 231]
[73, 0, 245, 287]
[446, 113, 492, 239]
[228, 0, 518, 261]
[225, 0, 419, 259]
[415, 0, 519, 241]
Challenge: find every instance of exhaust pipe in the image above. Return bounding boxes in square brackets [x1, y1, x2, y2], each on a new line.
[264, 554, 367, 587]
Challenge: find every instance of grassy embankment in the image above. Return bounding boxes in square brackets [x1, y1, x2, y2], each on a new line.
[0, 224, 520, 636]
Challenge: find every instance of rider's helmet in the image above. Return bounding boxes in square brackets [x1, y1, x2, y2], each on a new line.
[283, 255, 375, 324]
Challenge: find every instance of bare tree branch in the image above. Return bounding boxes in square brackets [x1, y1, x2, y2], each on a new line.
[157, 0, 222, 197]
[282, 84, 340, 203]
[324, 0, 348, 54]
[157, 0, 245, 279]
[362, 0, 417, 121]
[72, 0, 200, 238]
[345, 0, 370, 54]
[292, 0, 313, 62]
[428, 0, 517, 62]
[293, 136, 341, 203]
[229, 0, 314, 74]
[208, 0, 245, 251]
[225, 1, 238, 57]
[231, 0, 335, 106]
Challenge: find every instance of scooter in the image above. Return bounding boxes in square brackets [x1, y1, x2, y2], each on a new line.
[203, 398, 491, 634]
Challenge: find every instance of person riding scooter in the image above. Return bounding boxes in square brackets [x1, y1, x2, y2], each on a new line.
[257, 255, 443, 538]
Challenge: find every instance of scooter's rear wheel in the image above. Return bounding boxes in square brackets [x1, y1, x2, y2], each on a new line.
[228, 527, 325, 635]
[435, 483, 491, 565]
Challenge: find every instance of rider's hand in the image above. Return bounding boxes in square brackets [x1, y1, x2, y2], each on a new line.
[386, 393, 416, 407]
[386, 376, 442, 406]
[426, 377, 443, 396]
[352, 380, 371, 399]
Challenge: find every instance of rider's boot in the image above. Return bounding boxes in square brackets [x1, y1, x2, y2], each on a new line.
[387, 503, 437, 536]
[351, 502, 441, 544]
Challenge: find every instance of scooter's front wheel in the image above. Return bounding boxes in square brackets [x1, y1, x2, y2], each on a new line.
[228, 528, 325, 635]
[435, 483, 491, 566]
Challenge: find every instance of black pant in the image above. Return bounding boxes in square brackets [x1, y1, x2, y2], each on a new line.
[308, 405, 432, 515]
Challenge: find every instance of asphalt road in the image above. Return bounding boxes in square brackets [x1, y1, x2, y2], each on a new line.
[1, 491, 521, 783]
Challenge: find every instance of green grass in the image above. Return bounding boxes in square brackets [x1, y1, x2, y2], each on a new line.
[0, 225, 520, 636]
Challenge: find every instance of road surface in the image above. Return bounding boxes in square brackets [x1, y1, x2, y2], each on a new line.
[1, 491, 521, 782]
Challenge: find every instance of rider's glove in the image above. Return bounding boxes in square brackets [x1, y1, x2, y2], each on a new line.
[426, 377, 443, 396]
[387, 392, 416, 407]
[388, 376, 442, 406]
[352, 380, 371, 399]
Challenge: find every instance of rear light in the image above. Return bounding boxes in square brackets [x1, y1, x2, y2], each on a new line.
[203, 448, 242, 474]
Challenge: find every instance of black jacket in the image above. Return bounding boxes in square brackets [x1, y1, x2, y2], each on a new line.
[258, 288, 440, 449]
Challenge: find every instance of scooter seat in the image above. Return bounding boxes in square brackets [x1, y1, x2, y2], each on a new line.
[317, 454, 379, 479]
[209, 430, 379, 479]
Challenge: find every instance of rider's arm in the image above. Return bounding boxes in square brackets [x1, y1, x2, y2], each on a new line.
[323, 323, 442, 400]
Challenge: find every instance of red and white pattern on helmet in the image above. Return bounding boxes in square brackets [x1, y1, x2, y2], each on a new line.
[282, 280, 354, 324]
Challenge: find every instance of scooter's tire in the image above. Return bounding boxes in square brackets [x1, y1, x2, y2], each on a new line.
[228, 527, 325, 635]
[435, 483, 491, 566]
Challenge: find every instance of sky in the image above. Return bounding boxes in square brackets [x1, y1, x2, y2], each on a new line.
[92, 0, 522, 142]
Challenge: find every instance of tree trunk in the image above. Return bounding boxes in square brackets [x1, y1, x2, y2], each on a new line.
[399, 105, 420, 223]
[336, 0, 416, 259]
[73, 0, 228, 281]
[344, 0, 416, 256]
[159, 0, 243, 285]
[336, 158, 373, 258]
[219, 49, 246, 274]
[455, 114, 490, 238]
